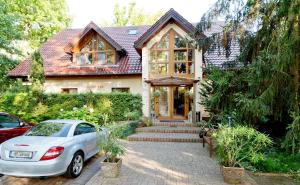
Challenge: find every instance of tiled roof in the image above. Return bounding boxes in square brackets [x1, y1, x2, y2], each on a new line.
[201, 22, 241, 68]
[8, 59, 31, 77]
[9, 12, 239, 77]
[36, 25, 150, 77]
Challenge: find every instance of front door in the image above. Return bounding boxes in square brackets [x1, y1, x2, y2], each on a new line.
[153, 86, 190, 120]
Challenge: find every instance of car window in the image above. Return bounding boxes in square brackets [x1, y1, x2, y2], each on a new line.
[74, 123, 96, 136]
[25, 122, 72, 137]
[0, 115, 20, 129]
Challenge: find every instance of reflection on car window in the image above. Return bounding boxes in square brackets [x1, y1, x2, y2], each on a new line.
[25, 122, 71, 137]
[0, 115, 19, 129]
[74, 123, 96, 136]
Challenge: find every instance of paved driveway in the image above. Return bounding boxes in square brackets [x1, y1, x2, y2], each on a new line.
[87, 141, 227, 185]
[0, 155, 103, 185]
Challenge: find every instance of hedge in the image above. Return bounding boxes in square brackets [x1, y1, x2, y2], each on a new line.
[0, 92, 142, 123]
[107, 121, 139, 138]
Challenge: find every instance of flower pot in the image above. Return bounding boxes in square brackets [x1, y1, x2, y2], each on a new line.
[221, 166, 245, 184]
[101, 158, 122, 178]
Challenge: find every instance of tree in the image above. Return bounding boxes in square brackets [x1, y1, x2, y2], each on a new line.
[0, 0, 70, 92]
[108, 1, 163, 26]
[196, 0, 300, 152]
[6, 0, 71, 49]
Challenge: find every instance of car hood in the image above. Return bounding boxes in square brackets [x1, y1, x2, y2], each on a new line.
[0, 136, 70, 162]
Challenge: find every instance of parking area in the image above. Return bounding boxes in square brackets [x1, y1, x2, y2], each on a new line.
[0, 155, 103, 185]
[87, 141, 227, 185]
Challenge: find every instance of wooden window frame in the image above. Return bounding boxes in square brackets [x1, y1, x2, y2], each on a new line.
[73, 33, 116, 66]
[149, 29, 195, 78]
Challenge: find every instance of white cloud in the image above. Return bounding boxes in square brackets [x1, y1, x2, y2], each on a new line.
[66, 0, 217, 28]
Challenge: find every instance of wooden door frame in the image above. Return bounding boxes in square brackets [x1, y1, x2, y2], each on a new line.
[153, 86, 191, 120]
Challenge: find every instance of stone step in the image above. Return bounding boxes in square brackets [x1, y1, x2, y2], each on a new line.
[153, 122, 196, 127]
[136, 126, 201, 134]
[128, 133, 202, 143]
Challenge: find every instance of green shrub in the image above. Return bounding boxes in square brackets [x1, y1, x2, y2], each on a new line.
[124, 110, 140, 121]
[107, 121, 139, 138]
[58, 106, 101, 125]
[215, 125, 272, 167]
[248, 150, 300, 173]
[140, 116, 152, 127]
[99, 135, 125, 162]
[0, 92, 142, 123]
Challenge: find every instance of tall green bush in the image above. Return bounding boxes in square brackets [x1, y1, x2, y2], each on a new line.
[215, 125, 272, 167]
[0, 92, 142, 123]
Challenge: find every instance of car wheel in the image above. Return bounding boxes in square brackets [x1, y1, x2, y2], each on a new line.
[65, 152, 84, 178]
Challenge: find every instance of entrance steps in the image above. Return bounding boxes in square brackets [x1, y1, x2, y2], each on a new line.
[128, 132, 201, 143]
[136, 126, 201, 134]
[128, 122, 201, 143]
[152, 122, 196, 127]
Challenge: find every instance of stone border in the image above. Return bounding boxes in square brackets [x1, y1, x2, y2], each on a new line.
[251, 172, 297, 177]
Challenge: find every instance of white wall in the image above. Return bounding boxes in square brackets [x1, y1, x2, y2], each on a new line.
[44, 76, 142, 94]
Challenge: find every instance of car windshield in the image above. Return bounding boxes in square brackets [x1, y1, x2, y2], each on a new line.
[25, 122, 71, 137]
[0, 115, 19, 129]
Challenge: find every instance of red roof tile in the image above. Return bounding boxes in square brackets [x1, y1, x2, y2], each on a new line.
[10, 25, 150, 77]
[8, 10, 235, 77]
[9, 59, 31, 77]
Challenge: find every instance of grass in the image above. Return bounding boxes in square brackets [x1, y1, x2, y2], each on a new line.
[259, 152, 300, 173]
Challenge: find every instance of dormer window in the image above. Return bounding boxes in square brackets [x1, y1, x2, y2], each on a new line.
[128, 29, 138, 35]
[74, 33, 116, 65]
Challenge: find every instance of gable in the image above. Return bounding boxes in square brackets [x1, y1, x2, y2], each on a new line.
[71, 22, 125, 53]
[134, 8, 205, 51]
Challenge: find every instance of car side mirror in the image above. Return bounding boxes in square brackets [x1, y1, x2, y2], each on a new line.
[19, 122, 25, 127]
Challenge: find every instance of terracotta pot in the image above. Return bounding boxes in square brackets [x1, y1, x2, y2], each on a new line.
[101, 158, 122, 178]
[221, 166, 245, 184]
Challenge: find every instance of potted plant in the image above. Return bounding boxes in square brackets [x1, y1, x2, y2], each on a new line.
[153, 91, 160, 97]
[100, 135, 125, 178]
[196, 121, 216, 138]
[214, 125, 272, 184]
[139, 116, 152, 127]
[185, 91, 194, 100]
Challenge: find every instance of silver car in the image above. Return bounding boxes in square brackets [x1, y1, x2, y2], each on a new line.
[0, 120, 107, 178]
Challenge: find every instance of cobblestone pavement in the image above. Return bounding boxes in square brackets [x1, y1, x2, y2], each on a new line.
[0, 155, 103, 185]
[87, 141, 228, 185]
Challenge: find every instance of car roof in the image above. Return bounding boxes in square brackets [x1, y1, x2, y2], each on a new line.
[42, 119, 87, 124]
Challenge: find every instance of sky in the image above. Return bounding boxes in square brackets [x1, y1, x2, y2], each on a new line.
[66, 0, 217, 28]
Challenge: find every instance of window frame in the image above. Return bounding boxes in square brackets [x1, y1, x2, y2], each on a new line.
[0, 115, 21, 129]
[74, 33, 116, 66]
[61, 88, 78, 94]
[73, 123, 96, 136]
[112, 87, 130, 93]
[149, 29, 195, 78]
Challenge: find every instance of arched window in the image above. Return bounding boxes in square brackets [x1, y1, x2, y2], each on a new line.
[75, 34, 115, 65]
[149, 29, 194, 77]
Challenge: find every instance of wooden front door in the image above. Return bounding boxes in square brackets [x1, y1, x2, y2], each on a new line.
[153, 86, 190, 120]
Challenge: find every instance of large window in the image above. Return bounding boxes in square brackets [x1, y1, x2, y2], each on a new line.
[75, 34, 115, 65]
[149, 30, 194, 77]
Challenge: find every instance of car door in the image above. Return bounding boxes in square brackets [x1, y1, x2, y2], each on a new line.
[0, 115, 28, 143]
[73, 123, 97, 159]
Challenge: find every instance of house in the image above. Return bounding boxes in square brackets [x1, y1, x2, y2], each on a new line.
[9, 9, 232, 122]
